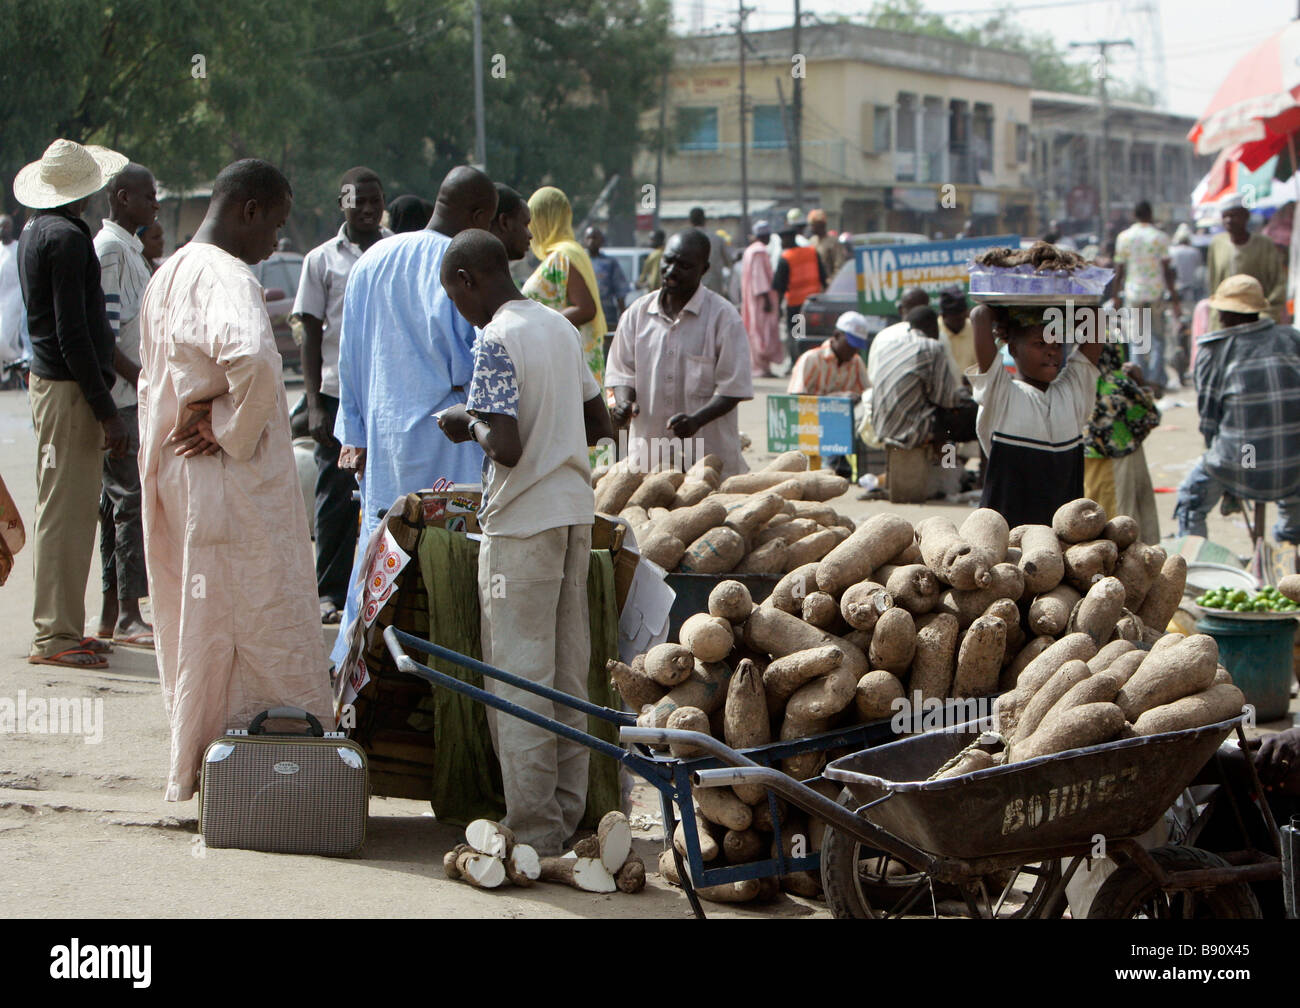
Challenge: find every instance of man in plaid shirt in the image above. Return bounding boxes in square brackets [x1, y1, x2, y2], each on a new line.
[1174, 275, 1300, 543]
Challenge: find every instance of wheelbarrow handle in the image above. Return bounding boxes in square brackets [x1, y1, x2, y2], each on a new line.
[384, 625, 635, 728]
[692, 765, 936, 873]
[620, 726, 766, 769]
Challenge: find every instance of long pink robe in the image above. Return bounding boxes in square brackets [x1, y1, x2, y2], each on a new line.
[741, 240, 782, 371]
[138, 242, 334, 801]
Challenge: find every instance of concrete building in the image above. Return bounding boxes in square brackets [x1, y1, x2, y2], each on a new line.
[1029, 90, 1213, 240]
[640, 23, 1036, 242]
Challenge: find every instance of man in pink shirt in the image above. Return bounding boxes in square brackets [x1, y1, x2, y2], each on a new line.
[741, 220, 782, 377]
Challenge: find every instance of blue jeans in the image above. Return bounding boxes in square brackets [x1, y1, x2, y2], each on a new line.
[1174, 456, 1300, 544]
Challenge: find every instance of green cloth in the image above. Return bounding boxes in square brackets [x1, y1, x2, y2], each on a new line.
[416, 527, 621, 829]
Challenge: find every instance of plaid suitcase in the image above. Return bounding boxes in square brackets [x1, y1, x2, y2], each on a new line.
[199, 707, 368, 855]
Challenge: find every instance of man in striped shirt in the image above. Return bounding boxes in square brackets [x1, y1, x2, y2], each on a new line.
[868, 306, 970, 451]
[1174, 274, 1300, 543]
[94, 163, 158, 646]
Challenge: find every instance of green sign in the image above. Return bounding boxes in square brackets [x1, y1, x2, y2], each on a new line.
[767, 394, 857, 456]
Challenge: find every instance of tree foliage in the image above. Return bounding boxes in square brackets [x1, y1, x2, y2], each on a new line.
[859, 0, 1157, 104]
[1, 0, 672, 243]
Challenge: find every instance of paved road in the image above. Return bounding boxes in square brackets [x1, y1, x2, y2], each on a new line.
[0, 373, 1292, 918]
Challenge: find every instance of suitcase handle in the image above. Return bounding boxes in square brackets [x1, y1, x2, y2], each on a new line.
[248, 707, 324, 737]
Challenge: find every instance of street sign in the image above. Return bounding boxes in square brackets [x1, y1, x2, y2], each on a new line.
[767, 394, 857, 457]
[854, 234, 1021, 316]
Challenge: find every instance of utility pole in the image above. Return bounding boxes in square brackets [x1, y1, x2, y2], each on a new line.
[1070, 38, 1133, 245]
[472, 0, 487, 170]
[738, 2, 751, 231]
[792, 0, 803, 206]
[654, 68, 667, 231]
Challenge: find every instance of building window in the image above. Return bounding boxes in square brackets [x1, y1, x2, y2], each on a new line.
[873, 105, 892, 153]
[896, 93, 917, 152]
[1015, 123, 1029, 164]
[752, 105, 786, 149]
[973, 102, 994, 177]
[678, 107, 718, 151]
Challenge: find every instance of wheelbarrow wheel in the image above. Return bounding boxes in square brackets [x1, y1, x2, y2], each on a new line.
[819, 788, 1065, 919]
[1087, 845, 1262, 919]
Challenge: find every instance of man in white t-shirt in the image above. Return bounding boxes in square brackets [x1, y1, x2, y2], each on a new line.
[438, 229, 614, 854]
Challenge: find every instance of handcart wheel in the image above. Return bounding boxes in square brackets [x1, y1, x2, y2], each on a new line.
[820, 788, 1065, 919]
[1086, 845, 1262, 919]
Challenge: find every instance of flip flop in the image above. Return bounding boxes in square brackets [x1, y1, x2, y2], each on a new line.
[79, 636, 113, 654]
[112, 631, 155, 650]
[320, 601, 343, 625]
[28, 648, 109, 669]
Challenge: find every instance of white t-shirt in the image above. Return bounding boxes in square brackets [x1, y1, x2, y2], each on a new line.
[967, 353, 1098, 458]
[467, 297, 600, 538]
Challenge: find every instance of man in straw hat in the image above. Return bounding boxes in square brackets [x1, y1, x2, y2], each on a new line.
[1174, 274, 1300, 545]
[137, 158, 333, 801]
[15, 139, 131, 669]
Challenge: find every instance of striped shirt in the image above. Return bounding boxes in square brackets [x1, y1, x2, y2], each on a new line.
[1195, 318, 1300, 500]
[867, 327, 965, 450]
[94, 218, 152, 409]
[787, 339, 868, 397]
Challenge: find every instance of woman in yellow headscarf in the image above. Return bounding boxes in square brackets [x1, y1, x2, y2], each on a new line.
[523, 186, 607, 384]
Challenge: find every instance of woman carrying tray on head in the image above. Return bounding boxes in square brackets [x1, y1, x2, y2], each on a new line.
[968, 300, 1105, 527]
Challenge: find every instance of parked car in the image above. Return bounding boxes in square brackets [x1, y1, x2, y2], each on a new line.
[797, 232, 927, 339]
[250, 251, 304, 372]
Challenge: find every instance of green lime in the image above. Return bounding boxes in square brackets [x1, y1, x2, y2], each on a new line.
[1231, 590, 1248, 604]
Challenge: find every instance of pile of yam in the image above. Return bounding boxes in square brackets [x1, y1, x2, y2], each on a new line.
[609, 496, 1249, 903]
[592, 451, 854, 576]
[441, 813, 645, 895]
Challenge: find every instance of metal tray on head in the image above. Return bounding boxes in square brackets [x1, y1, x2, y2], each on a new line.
[824, 716, 1243, 860]
[968, 292, 1106, 307]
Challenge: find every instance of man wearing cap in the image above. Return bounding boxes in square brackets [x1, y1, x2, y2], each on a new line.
[1174, 275, 1300, 544]
[1207, 194, 1286, 329]
[15, 139, 131, 669]
[808, 209, 846, 281]
[741, 220, 782, 377]
[937, 287, 976, 379]
[787, 311, 871, 478]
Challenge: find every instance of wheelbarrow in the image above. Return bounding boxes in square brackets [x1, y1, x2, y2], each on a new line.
[688, 712, 1285, 918]
[382, 626, 902, 918]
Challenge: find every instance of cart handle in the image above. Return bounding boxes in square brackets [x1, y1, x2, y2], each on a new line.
[692, 765, 936, 872]
[619, 726, 768, 770]
[384, 625, 635, 728]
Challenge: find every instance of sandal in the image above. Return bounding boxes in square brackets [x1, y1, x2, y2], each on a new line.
[79, 636, 113, 654]
[112, 630, 155, 650]
[28, 648, 109, 669]
[320, 601, 343, 625]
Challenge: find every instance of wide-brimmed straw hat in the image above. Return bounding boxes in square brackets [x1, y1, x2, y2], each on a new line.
[1209, 274, 1269, 315]
[14, 139, 128, 209]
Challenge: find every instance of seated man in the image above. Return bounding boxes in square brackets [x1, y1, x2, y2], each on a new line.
[1174, 275, 1300, 544]
[868, 306, 975, 494]
[787, 310, 870, 478]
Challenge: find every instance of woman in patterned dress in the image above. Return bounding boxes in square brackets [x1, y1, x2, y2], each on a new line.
[522, 186, 607, 384]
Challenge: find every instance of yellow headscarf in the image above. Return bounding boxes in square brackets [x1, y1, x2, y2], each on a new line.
[526, 186, 607, 344]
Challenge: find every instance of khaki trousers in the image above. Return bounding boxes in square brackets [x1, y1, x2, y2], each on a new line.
[477, 523, 592, 855]
[29, 375, 106, 657]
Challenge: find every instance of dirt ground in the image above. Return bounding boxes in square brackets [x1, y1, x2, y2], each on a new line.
[0, 373, 1294, 919]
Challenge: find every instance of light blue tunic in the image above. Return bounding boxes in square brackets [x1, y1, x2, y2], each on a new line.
[330, 228, 484, 662]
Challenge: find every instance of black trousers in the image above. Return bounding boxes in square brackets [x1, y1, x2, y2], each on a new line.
[100, 404, 147, 601]
[314, 394, 360, 609]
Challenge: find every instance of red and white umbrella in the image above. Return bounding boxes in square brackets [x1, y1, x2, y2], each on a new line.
[1189, 21, 1300, 168]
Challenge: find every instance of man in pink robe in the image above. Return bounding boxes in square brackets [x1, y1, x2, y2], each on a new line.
[137, 159, 334, 801]
[740, 220, 782, 376]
